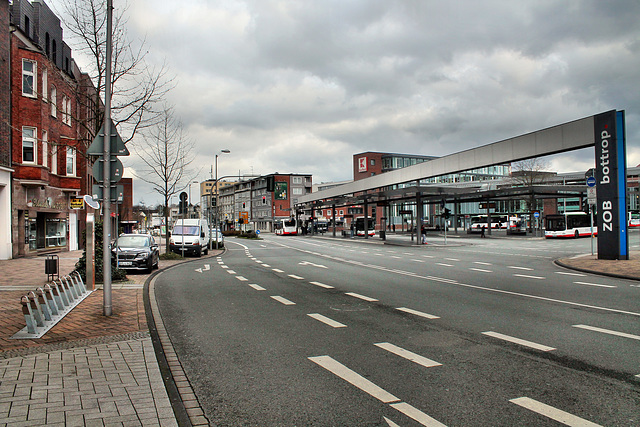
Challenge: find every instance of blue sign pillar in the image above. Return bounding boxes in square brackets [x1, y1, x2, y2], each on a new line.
[594, 110, 628, 260]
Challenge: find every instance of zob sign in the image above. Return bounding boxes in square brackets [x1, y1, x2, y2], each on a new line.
[594, 110, 628, 260]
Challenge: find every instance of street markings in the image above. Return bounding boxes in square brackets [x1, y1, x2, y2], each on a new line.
[288, 274, 305, 280]
[510, 397, 602, 427]
[573, 281, 616, 288]
[573, 324, 640, 341]
[482, 331, 556, 352]
[470, 268, 492, 273]
[444, 258, 460, 262]
[236, 276, 248, 281]
[436, 263, 453, 267]
[226, 270, 236, 274]
[272, 268, 285, 273]
[204, 264, 210, 271]
[221, 265, 228, 269]
[345, 292, 378, 302]
[374, 342, 442, 368]
[555, 271, 585, 277]
[389, 402, 448, 427]
[508, 266, 534, 271]
[299, 261, 327, 268]
[473, 261, 491, 265]
[249, 284, 266, 291]
[262, 264, 271, 267]
[308, 356, 400, 403]
[513, 274, 545, 280]
[384, 417, 401, 427]
[308, 313, 347, 328]
[310, 281, 334, 289]
[270, 295, 296, 305]
[396, 307, 440, 320]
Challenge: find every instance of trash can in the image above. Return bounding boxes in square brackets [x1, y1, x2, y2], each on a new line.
[45, 255, 59, 280]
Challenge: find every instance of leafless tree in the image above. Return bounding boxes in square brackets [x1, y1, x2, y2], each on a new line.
[133, 106, 198, 252]
[510, 158, 554, 231]
[59, 0, 173, 150]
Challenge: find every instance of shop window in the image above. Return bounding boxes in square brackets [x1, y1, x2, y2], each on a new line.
[22, 59, 36, 97]
[46, 218, 67, 248]
[22, 127, 37, 164]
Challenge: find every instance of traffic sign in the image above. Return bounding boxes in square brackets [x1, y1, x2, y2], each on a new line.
[70, 197, 84, 209]
[586, 176, 596, 187]
[92, 157, 124, 183]
[533, 211, 540, 218]
[92, 184, 124, 203]
[256, 230, 261, 235]
[87, 120, 130, 156]
[587, 186, 597, 205]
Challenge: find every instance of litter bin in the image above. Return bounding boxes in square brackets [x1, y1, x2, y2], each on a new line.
[379, 230, 386, 240]
[45, 254, 59, 281]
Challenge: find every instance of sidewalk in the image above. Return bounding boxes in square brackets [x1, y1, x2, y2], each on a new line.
[0, 240, 637, 426]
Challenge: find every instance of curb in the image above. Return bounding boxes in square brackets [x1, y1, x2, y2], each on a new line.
[553, 258, 640, 282]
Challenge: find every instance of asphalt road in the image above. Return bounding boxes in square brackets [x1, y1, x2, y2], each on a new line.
[154, 233, 639, 426]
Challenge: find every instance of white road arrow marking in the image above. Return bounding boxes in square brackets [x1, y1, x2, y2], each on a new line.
[299, 261, 328, 269]
[195, 268, 202, 273]
[204, 264, 210, 271]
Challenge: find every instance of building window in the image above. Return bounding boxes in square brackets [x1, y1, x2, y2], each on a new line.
[50, 86, 57, 117]
[292, 176, 302, 184]
[370, 159, 375, 166]
[22, 127, 37, 164]
[42, 131, 48, 168]
[52, 39, 57, 63]
[51, 144, 58, 174]
[62, 96, 72, 125]
[42, 68, 48, 101]
[292, 187, 302, 195]
[66, 147, 76, 176]
[45, 33, 50, 56]
[22, 59, 36, 97]
[339, 210, 344, 215]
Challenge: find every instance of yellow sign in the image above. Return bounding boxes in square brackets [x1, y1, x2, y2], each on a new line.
[70, 197, 85, 209]
[239, 211, 249, 220]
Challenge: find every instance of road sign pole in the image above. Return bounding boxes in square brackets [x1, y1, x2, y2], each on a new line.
[103, 0, 113, 316]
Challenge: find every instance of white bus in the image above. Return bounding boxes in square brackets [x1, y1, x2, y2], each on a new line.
[469, 214, 507, 231]
[274, 218, 298, 235]
[629, 212, 640, 228]
[544, 212, 596, 238]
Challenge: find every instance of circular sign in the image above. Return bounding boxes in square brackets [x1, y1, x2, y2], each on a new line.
[256, 229, 261, 235]
[586, 176, 596, 187]
[533, 211, 540, 218]
[179, 191, 188, 201]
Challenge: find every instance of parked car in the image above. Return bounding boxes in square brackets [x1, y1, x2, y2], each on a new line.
[112, 233, 159, 272]
[212, 229, 224, 248]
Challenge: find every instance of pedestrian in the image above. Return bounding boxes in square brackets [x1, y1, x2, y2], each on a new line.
[480, 225, 486, 238]
[421, 225, 427, 244]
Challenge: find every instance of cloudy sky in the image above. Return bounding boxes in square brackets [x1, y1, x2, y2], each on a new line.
[55, 0, 640, 206]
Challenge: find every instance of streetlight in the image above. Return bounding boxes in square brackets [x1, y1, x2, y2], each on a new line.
[188, 180, 199, 219]
[213, 149, 230, 250]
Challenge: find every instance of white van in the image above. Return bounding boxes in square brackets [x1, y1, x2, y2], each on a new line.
[170, 218, 211, 256]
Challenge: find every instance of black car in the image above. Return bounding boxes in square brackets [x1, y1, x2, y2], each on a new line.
[112, 234, 159, 272]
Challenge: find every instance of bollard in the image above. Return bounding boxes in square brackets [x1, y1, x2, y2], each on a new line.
[27, 291, 45, 327]
[51, 280, 68, 309]
[73, 271, 87, 295]
[35, 288, 52, 321]
[21, 296, 36, 334]
[43, 284, 59, 316]
[70, 272, 86, 296]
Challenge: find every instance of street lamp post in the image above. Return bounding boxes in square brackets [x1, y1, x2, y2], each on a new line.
[213, 149, 231, 250]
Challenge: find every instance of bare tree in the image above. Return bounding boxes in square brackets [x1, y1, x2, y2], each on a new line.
[510, 158, 554, 231]
[133, 106, 198, 252]
[59, 0, 173, 148]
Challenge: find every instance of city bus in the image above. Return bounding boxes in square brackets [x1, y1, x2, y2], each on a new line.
[355, 217, 376, 236]
[629, 212, 640, 228]
[274, 218, 298, 235]
[469, 214, 507, 231]
[544, 212, 596, 238]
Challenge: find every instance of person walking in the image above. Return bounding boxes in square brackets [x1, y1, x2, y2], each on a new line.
[480, 225, 486, 238]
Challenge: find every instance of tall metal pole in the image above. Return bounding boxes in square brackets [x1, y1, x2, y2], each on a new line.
[214, 154, 218, 250]
[102, 0, 113, 316]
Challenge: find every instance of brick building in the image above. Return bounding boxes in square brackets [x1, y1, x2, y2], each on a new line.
[7, 0, 97, 257]
[0, 0, 13, 259]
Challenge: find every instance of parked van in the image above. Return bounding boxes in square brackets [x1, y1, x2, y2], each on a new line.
[170, 219, 211, 256]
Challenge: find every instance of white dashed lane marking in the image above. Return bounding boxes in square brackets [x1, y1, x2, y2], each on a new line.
[374, 342, 442, 368]
[396, 307, 439, 320]
[510, 397, 602, 427]
[308, 313, 347, 328]
[270, 295, 295, 305]
[345, 292, 378, 302]
[482, 331, 555, 352]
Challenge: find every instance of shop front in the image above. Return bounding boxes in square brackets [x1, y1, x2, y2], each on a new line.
[13, 182, 75, 257]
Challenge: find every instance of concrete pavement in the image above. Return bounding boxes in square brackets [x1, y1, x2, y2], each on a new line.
[0, 236, 637, 426]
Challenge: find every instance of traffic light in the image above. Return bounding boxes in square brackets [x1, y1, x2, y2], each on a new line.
[211, 197, 217, 207]
[262, 195, 266, 205]
[443, 208, 451, 219]
[266, 176, 275, 192]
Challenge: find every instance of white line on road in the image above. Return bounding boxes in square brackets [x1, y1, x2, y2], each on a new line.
[411, 259, 425, 263]
[308, 356, 400, 403]
[299, 261, 327, 268]
[236, 276, 248, 281]
[288, 274, 305, 280]
[482, 331, 555, 351]
[262, 264, 271, 267]
[573, 324, 640, 341]
[374, 342, 442, 368]
[396, 307, 440, 320]
[204, 264, 210, 271]
[345, 292, 378, 302]
[444, 258, 460, 262]
[249, 284, 266, 291]
[220, 265, 228, 269]
[436, 263, 453, 267]
[422, 255, 434, 258]
[510, 397, 602, 427]
[555, 271, 585, 276]
[270, 295, 295, 305]
[513, 274, 545, 280]
[389, 402, 448, 427]
[508, 266, 534, 271]
[470, 268, 492, 273]
[272, 268, 284, 273]
[309, 281, 334, 289]
[390, 256, 401, 259]
[308, 313, 347, 328]
[383, 417, 401, 427]
[473, 261, 491, 265]
[573, 281, 617, 288]
[226, 270, 236, 274]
